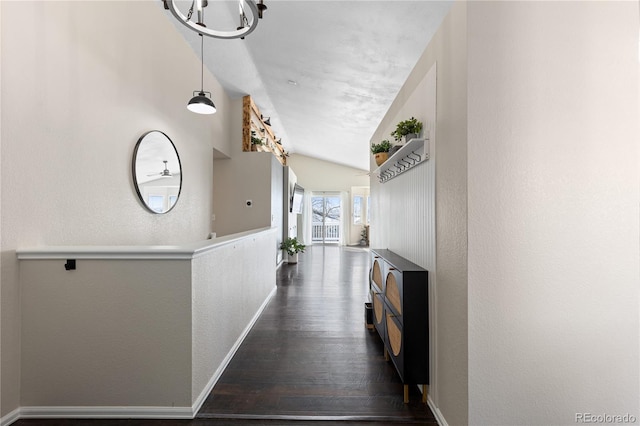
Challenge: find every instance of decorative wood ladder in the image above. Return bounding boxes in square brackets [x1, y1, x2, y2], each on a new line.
[242, 95, 287, 165]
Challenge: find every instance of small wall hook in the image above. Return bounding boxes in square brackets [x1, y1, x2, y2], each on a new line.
[65, 259, 76, 271]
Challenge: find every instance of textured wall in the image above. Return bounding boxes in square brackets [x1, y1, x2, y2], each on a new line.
[467, 2, 639, 424]
[212, 153, 273, 237]
[192, 229, 276, 405]
[211, 98, 281, 238]
[1, 1, 231, 416]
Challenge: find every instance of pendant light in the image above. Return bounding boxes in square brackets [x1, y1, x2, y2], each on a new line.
[188, 33, 216, 115]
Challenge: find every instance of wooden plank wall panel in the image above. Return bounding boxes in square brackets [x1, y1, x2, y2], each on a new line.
[374, 160, 434, 272]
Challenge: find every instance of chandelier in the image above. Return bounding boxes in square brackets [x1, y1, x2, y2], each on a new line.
[164, 0, 267, 40]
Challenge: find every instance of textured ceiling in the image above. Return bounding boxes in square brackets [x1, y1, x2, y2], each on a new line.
[163, 1, 453, 171]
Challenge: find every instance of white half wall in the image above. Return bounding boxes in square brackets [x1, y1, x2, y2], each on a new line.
[467, 2, 639, 424]
[191, 229, 277, 406]
[16, 228, 277, 416]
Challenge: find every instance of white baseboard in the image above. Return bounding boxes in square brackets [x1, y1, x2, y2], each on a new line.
[2, 406, 192, 425]
[19, 406, 193, 419]
[0, 408, 20, 426]
[191, 285, 277, 415]
[428, 394, 449, 426]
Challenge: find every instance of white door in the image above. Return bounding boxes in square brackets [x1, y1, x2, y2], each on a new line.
[311, 195, 341, 243]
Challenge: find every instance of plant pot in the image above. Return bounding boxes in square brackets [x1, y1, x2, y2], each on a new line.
[404, 133, 418, 143]
[374, 152, 388, 166]
[288, 252, 298, 264]
[251, 144, 257, 151]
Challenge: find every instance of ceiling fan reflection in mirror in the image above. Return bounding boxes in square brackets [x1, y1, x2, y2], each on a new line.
[147, 160, 173, 178]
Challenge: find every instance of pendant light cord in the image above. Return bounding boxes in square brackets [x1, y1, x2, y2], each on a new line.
[200, 34, 204, 93]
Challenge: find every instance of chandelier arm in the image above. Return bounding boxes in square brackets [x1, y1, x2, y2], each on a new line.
[167, 0, 260, 40]
[196, 0, 204, 26]
[187, 0, 194, 21]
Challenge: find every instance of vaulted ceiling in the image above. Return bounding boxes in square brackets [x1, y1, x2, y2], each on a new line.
[162, 1, 453, 171]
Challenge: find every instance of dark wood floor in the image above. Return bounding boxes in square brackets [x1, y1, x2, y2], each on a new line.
[14, 246, 436, 426]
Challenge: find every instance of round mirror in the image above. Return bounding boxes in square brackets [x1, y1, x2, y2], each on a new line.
[132, 130, 182, 214]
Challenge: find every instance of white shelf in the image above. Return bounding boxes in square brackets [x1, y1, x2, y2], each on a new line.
[373, 136, 429, 183]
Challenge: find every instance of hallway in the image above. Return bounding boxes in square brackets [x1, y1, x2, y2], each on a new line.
[198, 245, 436, 423]
[15, 246, 436, 426]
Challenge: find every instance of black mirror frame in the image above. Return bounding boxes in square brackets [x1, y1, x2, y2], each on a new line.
[132, 130, 183, 214]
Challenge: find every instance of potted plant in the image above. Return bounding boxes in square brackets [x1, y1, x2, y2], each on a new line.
[391, 117, 423, 143]
[280, 237, 306, 264]
[371, 139, 392, 166]
[360, 226, 369, 246]
[250, 130, 264, 151]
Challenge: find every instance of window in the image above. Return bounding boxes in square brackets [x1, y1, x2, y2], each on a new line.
[353, 196, 363, 224]
[148, 195, 164, 213]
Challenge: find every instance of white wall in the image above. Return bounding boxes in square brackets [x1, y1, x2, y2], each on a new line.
[369, 68, 436, 263]
[1, 1, 231, 417]
[369, 3, 468, 425]
[0, 0, 4, 419]
[287, 154, 369, 245]
[467, 2, 639, 425]
[270, 156, 284, 263]
[349, 186, 369, 244]
[212, 98, 285, 243]
[372, 3, 640, 424]
[288, 154, 369, 192]
[283, 166, 298, 240]
[191, 229, 276, 407]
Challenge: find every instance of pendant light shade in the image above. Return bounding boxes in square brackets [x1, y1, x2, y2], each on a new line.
[189, 34, 217, 115]
[188, 91, 216, 114]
